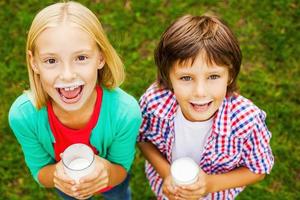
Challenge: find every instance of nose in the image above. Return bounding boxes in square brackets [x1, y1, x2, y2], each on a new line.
[59, 63, 76, 81]
[194, 80, 206, 97]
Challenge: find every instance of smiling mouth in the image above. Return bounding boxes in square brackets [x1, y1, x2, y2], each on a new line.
[56, 85, 84, 104]
[190, 101, 212, 112]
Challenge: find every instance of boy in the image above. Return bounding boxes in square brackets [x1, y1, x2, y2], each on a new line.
[138, 15, 274, 200]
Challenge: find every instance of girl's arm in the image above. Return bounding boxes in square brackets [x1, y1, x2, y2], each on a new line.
[38, 160, 76, 198]
[100, 157, 127, 187]
[38, 164, 56, 187]
[138, 141, 171, 179]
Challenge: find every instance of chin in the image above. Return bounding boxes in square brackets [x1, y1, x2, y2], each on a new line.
[63, 104, 83, 112]
[55, 100, 84, 112]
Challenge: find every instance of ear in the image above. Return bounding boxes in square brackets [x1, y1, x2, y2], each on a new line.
[227, 77, 233, 85]
[28, 50, 40, 74]
[97, 52, 106, 70]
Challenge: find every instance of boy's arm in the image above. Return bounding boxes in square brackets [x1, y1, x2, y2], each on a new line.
[207, 167, 265, 193]
[137, 142, 171, 179]
[177, 166, 265, 198]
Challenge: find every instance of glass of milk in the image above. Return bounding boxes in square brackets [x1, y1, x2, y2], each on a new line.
[62, 143, 95, 183]
[171, 157, 199, 186]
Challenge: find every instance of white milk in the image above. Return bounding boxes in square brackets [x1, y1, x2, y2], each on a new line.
[62, 144, 95, 183]
[65, 157, 94, 183]
[171, 157, 199, 185]
[68, 158, 90, 170]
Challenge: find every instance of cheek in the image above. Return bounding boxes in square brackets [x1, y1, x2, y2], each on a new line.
[211, 86, 227, 101]
[39, 74, 52, 85]
[173, 86, 190, 102]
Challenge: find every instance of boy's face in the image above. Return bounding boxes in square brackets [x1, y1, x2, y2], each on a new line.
[29, 23, 105, 112]
[169, 53, 229, 122]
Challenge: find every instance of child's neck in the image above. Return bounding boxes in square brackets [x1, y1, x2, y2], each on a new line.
[52, 90, 97, 130]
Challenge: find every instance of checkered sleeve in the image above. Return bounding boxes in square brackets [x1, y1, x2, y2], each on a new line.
[241, 110, 274, 174]
[137, 91, 149, 142]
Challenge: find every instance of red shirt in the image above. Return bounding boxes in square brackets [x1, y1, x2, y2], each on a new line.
[47, 86, 102, 161]
[48, 86, 112, 192]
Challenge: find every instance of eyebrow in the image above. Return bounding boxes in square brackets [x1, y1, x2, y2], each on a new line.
[207, 68, 226, 73]
[37, 49, 94, 56]
[73, 49, 94, 54]
[174, 66, 226, 75]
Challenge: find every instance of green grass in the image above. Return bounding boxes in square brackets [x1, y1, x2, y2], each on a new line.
[0, 0, 299, 199]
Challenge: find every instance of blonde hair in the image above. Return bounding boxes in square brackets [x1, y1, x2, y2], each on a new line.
[26, 1, 125, 109]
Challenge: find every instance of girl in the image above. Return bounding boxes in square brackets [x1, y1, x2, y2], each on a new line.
[138, 15, 274, 200]
[9, 1, 141, 200]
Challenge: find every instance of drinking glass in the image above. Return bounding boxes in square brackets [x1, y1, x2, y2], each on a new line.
[62, 143, 95, 183]
[171, 157, 199, 186]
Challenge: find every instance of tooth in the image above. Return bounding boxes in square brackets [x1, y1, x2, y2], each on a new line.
[65, 87, 70, 91]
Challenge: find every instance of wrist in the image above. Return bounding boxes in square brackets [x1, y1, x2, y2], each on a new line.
[206, 173, 217, 193]
[99, 157, 111, 184]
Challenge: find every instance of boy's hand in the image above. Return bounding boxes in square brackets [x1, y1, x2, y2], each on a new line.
[53, 160, 76, 197]
[176, 169, 210, 200]
[70, 155, 111, 199]
[162, 174, 179, 200]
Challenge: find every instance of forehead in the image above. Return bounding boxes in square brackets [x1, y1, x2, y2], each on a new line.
[172, 51, 229, 72]
[35, 23, 97, 54]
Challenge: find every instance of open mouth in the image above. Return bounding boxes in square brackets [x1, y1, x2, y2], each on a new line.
[56, 85, 84, 104]
[190, 101, 212, 112]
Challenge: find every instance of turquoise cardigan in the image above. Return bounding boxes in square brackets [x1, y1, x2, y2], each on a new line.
[9, 87, 142, 184]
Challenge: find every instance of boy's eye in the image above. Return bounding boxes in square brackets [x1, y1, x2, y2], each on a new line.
[180, 76, 192, 81]
[208, 75, 220, 80]
[77, 55, 88, 61]
[45, 58, 56, 64]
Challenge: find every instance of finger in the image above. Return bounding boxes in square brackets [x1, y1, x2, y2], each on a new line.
[76, 194, 93, 200]
[54, 163, 76, 185]
[76, 179, 108, 197]
[163, 193, 176, 200]
[80, 166, 108, 184]
[54, 177, 74, 191]
[77, 184, 106, 198]
[54, 183, 75, 197]
[175, 196, 187, 200]
[177, 190, 204, 200]
[54, 174, 77, 195]
[54, 171, 75, 186]
[179, 182, 203, 191]
[79, 169, 109, 190]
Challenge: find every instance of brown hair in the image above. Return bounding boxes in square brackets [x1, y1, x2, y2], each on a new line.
[155, 14, 242, 94]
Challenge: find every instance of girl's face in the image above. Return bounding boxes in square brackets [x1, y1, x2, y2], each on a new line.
[29, 23, 105, 112]
[169, 52, 229, 122]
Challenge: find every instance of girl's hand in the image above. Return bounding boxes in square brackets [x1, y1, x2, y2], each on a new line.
[53, 160, 76, 197]
[176, 169, 210, 200]
[162, 174, 179, 200]
[71, 155, 111, 199]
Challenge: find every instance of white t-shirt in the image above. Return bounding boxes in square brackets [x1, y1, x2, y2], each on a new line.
[172, 108, 213, 164]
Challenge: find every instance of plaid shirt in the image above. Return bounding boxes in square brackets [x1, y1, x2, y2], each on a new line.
[138, 83, 274, 200]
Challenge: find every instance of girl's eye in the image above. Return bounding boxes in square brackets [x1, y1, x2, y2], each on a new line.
[45, 58, 56, 64]
[77, 55, 88, 61]
[180, 76, 192, 81]
[209, 75, 220, 80]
